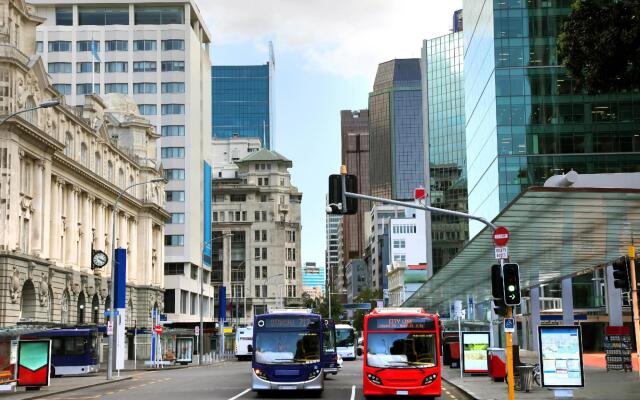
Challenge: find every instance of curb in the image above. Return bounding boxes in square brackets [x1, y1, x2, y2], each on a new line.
[18, 376, 133, 400]
[442, 376, 481, 400]
[98, 360, 228, 373]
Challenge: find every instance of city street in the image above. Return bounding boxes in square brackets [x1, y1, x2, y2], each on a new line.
[43, 361, 472, 400]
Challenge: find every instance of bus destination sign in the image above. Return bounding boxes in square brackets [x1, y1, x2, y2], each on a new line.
[367, 317, 435, 331]
[258, 317, 319, 329]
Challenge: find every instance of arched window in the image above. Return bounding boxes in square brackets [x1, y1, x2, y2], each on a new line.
[129, 175, 134, 188]
[19, 280, 37, 321]
[48, 287, 55, 322]
[95, 152, 102, 175]
[24, 96, 37, 125]
[104, 296, 111, 324]
[64, 132, 74, 158]
[118, 168, 125, 187]
[77, 291, 86, 324]
[92, 294, 100, 323]
[107, 161, 114, 181]
[61, 290, 70, 324]
[80, 142, 88, 166]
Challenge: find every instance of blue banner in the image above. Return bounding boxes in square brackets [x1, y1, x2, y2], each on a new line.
[203, 161, 212, 267]
[114, 248, 127, 309]
[218, 286, 226, 321]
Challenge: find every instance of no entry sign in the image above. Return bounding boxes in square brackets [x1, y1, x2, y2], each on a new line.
[154, 325, 163, 335]
[493, 226, 510, 246]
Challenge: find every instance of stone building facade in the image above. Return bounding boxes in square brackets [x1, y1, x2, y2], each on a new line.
[0, 0, 167, 329]
[212, 149, 303, 325]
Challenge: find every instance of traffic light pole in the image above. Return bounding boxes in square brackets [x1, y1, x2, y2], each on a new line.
[629, 245, 640, 377]
[502, 256, 516, 400]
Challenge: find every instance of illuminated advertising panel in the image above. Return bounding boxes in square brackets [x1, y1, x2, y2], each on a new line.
[16, 340, 51, 387]
[538, 326, 584, 388]
[461, 332, 489, 374]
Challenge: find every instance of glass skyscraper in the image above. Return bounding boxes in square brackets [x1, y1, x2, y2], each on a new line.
[369, 59, 424, 201]
[212, 45, 274, 149]
[423, 31, 468, 275]
[464, 0, 640, 236]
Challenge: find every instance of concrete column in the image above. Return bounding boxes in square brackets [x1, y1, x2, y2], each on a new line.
[49, 178, 60, 262]
[80, 194, 94, 272]
[41, 160, 52, 258]
[64, 185, 75, 265]
[562, 277, 574, 325]
[8, 145, 21, 250]
[520, 296, 529, 351]
[129, 220, 137, 284]
[94, 201, 104, 251]
[31, 160, 44, 255]
[606, 264, 623, 326]
[530, 287, 541, 354]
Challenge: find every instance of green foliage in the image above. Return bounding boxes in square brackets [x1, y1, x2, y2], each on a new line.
[313, 293, 345, 320]
[352, 288, 383, 332]
[557, 0, 640, 93]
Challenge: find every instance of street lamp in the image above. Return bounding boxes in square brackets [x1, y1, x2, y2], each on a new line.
[232, 256, 262, 329]
[107, 177, 164, 380]
[261, 273, 284, 312]
[0, 98, 60, 126]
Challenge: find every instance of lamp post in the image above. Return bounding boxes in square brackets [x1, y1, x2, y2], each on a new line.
[261, 273, 284, 312]
[107, 177, 164, 380]
[231, 256, 262, 329]
[0, 99, 60, 126]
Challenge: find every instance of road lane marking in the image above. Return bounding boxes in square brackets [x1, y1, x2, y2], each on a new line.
[350, 385, 356, 400]
[228, 388, 251, 400]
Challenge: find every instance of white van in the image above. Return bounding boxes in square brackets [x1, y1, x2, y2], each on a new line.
[235, 326, 253, 360]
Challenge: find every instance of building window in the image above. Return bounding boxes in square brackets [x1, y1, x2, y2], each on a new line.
[77, 62, 101, 73]
[161, 61, 185, 72]
[393, 239, 406, 249]
[53, 84, 71, 96]
[162, 39, 185, 51]
[190, 265, 198, 280]
[134, 6, 184, 25]
[164, 289, 175, 313]
[133, 82, 157, 94]
[94, 152, 102, 175]
[161, 125, 184, 136]
[161, 82, 185, 93]
[107, 161, 114, 181]
[164, 235, 184, 246]
[165, 190, 185, 202]
[76, 83, 100, 95]
[106, 40, 128, 51]
[161, 104, 185, 115]
[164, 263, 184, 275]
[118, 168, 125, 187]
[138, 104, 157, 115]
[80, 143, 88, 166]
[170, 213, 185, 224]
[133, 40, 156, 51]
[393, 254, 406, 262]
[180, 290, 188, 314]
[286, 285, 297, 298]
[78, 7, 129, 25]
[105, 62, 128, 73]
[55, 7, 73, 26]
[133, 61, 156, 72]
[161, 147, 185, 158]
[77, 40, 100, 52]
[48, 41, 71, 52]
[254, 285, 268, 298]
[287, 266, 296, 280]
[229, 194, 246, 202]
[164, 169, 185, 180]
[35, 41, 43, 53]
[48, 62, 72, 73]
[190, 293, 197, 315]
[105, 83, 128, 94]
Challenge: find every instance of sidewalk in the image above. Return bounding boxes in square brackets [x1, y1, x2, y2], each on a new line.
[442, 351, 640, 400]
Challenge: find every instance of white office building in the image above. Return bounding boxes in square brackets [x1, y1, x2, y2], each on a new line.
[32, 1, 213, 326]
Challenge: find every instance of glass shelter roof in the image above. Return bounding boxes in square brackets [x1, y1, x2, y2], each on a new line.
[403, 187, 640, 312]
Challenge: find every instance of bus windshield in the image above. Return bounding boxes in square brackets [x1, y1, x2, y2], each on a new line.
[336, 328, 355, 347]
[323, 326, 336, 353]
[255, 331, 320, 364]
[366, 332, 437, 368]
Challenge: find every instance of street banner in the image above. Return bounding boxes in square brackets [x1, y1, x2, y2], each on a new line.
[116, 308, 126, 370]
[461, 332, 489, 374]
[17, 340, 51, 387]
[176, 337, 194, 364]
[538, 325, 584, 387]
[219, 286, 227, 321]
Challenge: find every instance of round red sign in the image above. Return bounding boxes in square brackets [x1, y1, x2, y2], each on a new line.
[493, 226, 510, 246]
[154, 325, 163, 335]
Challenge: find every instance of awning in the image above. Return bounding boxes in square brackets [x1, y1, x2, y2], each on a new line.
[403, 187, 640, 312]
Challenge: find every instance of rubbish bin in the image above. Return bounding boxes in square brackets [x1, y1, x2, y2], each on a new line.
[487, 348, 506, 382]
[516, 365, 535, 392]
[449, 342, 461, 369]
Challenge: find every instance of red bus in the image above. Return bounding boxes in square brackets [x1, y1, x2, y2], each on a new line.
[363, 308, 441, 398]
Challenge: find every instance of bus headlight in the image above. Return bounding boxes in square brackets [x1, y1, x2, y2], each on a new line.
[254, 368, 268, 380]
[367, 373, 382, 385]
[422, 373, 438, 385]
[307, 368, 321, 380]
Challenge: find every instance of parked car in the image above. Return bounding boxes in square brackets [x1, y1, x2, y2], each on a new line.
[357, 337, 364, 356]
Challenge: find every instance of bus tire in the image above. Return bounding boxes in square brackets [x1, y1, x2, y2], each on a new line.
[311, 389, 323, 398]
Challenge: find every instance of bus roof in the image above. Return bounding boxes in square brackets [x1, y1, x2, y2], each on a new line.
[335, 323, 355, 329]
[26, 328, 97, 337]
[268, 308, 312, 314]
[370, 307, 427, 315]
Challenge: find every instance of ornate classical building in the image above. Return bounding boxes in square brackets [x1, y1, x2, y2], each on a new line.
[0, 0, 168, 329]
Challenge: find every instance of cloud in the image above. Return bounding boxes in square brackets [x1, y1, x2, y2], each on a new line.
[197, 0, 462, 80]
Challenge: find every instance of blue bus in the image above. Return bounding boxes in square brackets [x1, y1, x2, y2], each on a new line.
[322, 318, 338, 377]
[252, 311, 324, 393]
[24, 328, 100, 376]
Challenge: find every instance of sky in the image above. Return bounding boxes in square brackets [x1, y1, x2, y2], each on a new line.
[198, 0, 463, 268]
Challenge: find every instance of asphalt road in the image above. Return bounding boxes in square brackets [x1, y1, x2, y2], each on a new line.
[47, 359, 473, 400]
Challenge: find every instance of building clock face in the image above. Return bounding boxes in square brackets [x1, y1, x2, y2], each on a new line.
[92, 251, 108, 268]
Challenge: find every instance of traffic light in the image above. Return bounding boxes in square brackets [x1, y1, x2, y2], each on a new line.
[502, 263, 521, 306]
[612, 257, 630, 291]
[491, 264, 507, 317]
[327, 174, 358, 215]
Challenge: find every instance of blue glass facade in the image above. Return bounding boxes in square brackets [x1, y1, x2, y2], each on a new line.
[369, 59, 424, 201]
[212, 64, 272, 148]
[424, 31, 468, 274]
[464, 0, 640, 236]
[302, 263, 326, 295]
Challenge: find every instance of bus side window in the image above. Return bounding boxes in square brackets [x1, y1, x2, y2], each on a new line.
[52, 338, 63, 355]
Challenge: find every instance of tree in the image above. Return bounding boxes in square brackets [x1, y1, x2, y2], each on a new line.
[352, 288, 383, 332]
[557, 0, 640, 93]
[315, 293, 345, 320]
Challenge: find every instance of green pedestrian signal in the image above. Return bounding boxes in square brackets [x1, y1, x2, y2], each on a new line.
[502, 263, 521, 306]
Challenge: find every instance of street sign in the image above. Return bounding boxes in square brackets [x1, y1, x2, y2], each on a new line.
[159, 314, 168, 322]
[107, 321, 113, 336]
[495, 246, 508, 259]
[343, 303, 372, 310]
[153, 325, 163, 335]
[504, 318, 515, 333]
[104, 310, 119, 317]
[194, 326, 199, 336]
[492, 226, 510, 247]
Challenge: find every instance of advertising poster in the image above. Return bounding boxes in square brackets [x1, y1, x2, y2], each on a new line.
[538, 326, 584, 387]
[17, 340, 51, 387]
[176, 337, 194, 364]
[462, 332, 489, 374]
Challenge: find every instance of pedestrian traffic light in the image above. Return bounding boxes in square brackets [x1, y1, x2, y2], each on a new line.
[327, 173, 358, 215]
[612, 256, 630, 291]
[502, 263, 521, 306]
[491, 264, 507, 317]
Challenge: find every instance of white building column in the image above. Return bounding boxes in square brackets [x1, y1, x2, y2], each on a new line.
[562, 277, 574, 325]
[530, 286, 541, 354]
[129, 220, 137, 284]
[49, 178, 62, 263]
[606, 264, 624, 326]
[65, 184, 77, 266]
[94, 201, 104, 251]
[41, 159, 52, 258]
[30, 160, 44, 255]
[79, 194, 94, 272]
